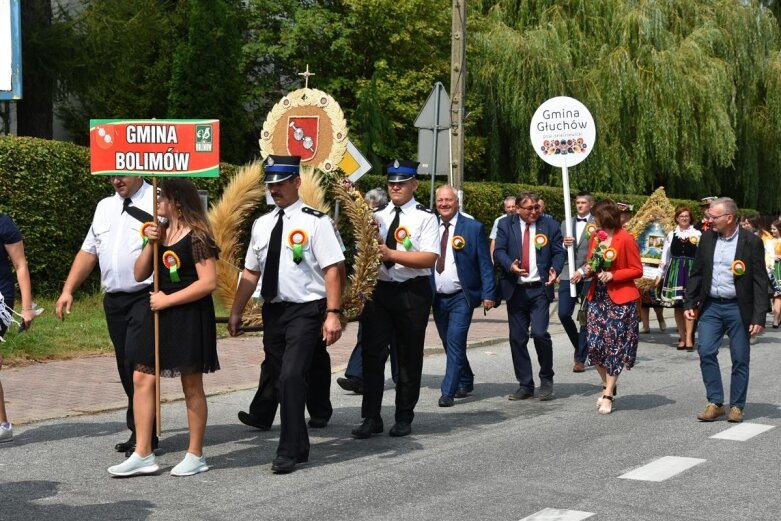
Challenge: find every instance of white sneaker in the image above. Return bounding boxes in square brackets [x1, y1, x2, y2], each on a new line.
[107, 452, 159, 477]
[0, 423, 13, 443]
[170, 452, 209, 476]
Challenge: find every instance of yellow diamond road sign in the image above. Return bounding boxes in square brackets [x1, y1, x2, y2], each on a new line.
[340, 140, 373, 182]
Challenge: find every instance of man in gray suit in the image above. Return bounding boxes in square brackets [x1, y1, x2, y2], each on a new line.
[557, 191, 594, 372]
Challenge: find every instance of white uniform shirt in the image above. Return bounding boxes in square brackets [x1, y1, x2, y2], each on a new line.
[375, 198, 440, 282]
[519, 220, 540, 284]
[489, 214, 507, 241]
[434, 214, 462, 294]
[244, 198, 344, 303]
[81, 182, 154, 293]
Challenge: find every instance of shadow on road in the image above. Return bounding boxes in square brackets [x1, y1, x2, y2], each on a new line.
[0, 480, 154, 521]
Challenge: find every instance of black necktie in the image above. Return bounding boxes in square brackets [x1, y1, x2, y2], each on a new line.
[576, 217, 587, 222]
[383, 207, 402, 269]
[436, 222, 450, 274]
[122, 197, 153, 223]
[261, 209, 284, 301]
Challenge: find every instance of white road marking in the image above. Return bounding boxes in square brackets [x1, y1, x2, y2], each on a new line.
[710, 423, 775, 441]
[519, 508, 595, 521]
[619, 456, 706, 482]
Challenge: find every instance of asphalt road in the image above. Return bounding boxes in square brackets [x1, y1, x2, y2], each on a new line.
[1, 326, 779, 521]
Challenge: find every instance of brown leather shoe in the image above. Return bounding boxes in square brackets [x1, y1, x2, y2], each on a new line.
[572, 361, 586, 373]
[727, 406, 744, 423]
[697, 403, 725, 422]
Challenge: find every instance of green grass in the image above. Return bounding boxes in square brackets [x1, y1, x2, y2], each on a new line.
[1, 293, 234, 367]
[1, 293, 113, 366]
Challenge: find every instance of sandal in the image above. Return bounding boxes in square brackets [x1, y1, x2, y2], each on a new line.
[676, 338, 686, 350]
[597, 385, 618, 407]
[598, 395, 614, 414]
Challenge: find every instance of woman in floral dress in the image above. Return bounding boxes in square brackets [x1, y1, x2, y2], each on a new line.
[582, 201, 643, 414]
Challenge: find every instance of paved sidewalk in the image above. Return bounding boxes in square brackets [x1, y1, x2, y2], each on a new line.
[1, 302, 668, 425]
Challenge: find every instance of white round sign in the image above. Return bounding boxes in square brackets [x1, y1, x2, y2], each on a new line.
[530, 96, 596, 168]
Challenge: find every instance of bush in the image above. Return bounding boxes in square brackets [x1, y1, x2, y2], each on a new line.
[0, 135, 240, 296]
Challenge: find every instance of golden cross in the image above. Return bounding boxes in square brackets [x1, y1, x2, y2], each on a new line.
[298, 64, 315, 89]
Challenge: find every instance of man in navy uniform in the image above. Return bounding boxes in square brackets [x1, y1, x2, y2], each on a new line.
[494, 190, 565, 401]
[229, 155, 344, 473]
[430, 185, 495, 407]
[352, 160, 439, 439]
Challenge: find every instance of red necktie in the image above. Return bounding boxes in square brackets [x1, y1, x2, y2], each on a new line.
[436, 222, 450, 274]
[520, 222, 530, 273]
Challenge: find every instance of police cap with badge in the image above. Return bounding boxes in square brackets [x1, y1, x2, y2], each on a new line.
[263, 155, 301, 184]
[386, 159, 419, 183]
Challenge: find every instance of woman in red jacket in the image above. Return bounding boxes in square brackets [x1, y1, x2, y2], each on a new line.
[580, 201, 643, 414]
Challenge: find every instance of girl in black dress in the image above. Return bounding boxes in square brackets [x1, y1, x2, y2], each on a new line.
[108, 179, 219, 477]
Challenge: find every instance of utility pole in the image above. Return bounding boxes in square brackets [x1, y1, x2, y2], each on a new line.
[450, 0, 466, 194]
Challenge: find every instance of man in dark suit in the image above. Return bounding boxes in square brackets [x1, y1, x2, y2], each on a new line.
[495, 191, 565, 400]
[684, 197, 767, 423]
[430, 185, 496, 407]
[558, 191, 594, 372]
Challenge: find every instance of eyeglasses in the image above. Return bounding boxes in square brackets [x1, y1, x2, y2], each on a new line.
[519, 204, 541, 211]
[709, 213, 732, 220]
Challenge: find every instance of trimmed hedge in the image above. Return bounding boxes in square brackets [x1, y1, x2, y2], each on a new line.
[0, 136, 238, 296]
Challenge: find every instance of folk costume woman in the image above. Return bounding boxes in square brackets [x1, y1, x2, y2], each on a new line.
[109, 179, 219, 477]
[656, 207, 701, 350]
[581, 201, 643, 414]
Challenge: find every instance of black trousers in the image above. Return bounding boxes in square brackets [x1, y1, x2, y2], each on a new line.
[103, 288, 150, 434]
[261, 299, 326, 459]
[360, 277, 433, 424]
[248, 338, 333, 424]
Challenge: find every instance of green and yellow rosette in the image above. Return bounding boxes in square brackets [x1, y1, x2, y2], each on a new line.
[140, 222, 154, 248]
[689, 236, 699, 245]
[452, 235, 466, 250]
[162, 250, 181, 283]
[584, 223, 598, 240]
[288, 229, 308, 265]
[603, 247, 618, 269]
[731, 260, 746, 277]
[394, 226, 413, 250]
[534, 234, 548, 250]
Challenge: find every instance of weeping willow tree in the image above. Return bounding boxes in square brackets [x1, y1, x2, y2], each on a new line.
[469, 0, 781, 211]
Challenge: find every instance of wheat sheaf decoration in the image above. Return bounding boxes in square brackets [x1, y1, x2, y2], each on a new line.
[208, 161, 265, 325]
[330, 179, 382, 324]
[209, 163, 380, 329]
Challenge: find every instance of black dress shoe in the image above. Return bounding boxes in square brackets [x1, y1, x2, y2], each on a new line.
[308, 417, 329, 428]
[337, 377, 364, 394]
[438, 395, 454, 407]
[351, 418, 383, 439]
[508, 387, 534, 400]
[271, 456, 298, 474]
[389, 421, 412, 437]
[454, 387, 472, 399]
[123, 435, 159, 458]
[238, 411, 271, 431]
[115, 434, 136, 453]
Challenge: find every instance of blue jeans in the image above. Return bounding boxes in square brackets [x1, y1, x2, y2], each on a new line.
[697, 299, 751, 409]
[433, 292, 475, 397]
[558, 279, 590, 363]
[345, 323, 399, 384]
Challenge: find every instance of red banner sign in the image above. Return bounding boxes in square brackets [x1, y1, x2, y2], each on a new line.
[90, 119, 220, 177]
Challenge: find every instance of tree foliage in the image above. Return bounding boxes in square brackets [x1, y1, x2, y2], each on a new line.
[469, 0, 781, 211]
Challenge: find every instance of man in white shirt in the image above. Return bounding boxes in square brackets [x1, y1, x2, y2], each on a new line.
[55, 175, 155, 455]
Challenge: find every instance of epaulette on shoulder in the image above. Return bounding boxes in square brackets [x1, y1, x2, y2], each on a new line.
[302, 206, 327, 218]
[373, 203, 388, 213]
[416, 203, 434, 214]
